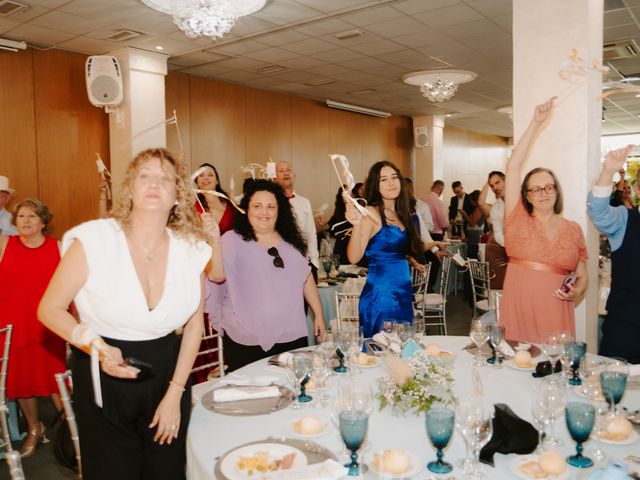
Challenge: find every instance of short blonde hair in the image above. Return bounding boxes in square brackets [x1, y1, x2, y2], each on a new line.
[111, 148, 207, 243]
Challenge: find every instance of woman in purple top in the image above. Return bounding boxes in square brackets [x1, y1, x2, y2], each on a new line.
[204, 180, 326, 372]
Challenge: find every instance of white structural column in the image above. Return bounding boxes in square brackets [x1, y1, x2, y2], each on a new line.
[513, 0, 603, 348]
[412, 114, 445, 197]
[108, 47, 168, 193]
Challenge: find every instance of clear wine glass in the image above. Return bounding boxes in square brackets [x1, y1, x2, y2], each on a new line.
[333, 332, 349, 373]
[541, 333, 563, 382]
[539, 379, 567, 448]
[565, 401, 595, 468]
[292, 353, 313, 406]
[311, 352, 330, 408]
[468, 404, 494, 480]
[469, 318, 488, 367]
[425, 406, 455, 474]
[486, 325, 504, 367]
[455, 398, 484, 473]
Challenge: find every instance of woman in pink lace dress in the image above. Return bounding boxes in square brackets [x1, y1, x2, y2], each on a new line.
[501, 98, 588, 343]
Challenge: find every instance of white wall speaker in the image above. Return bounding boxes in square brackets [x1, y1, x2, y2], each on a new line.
[86, 56, 123, 107]
[414, 126, 429, 149]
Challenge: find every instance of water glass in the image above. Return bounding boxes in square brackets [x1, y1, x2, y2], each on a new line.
[311, 353, 330, 408]
[455, 398, 484, 473]
[468, 405, 494, 480]
[332, 254, 341, 270]
[413, 316, 425, 339]
[599, 359, 628, 414]
[321, 256, 334, 276]
[292, 353, 313, 404]
[425, 407, 455, 474]
[339, 410, 369, 476]
[565, 402, 595, 468]
[469, 318, 488, 367]
[564, 341, 586, 386]
[486, 325, 504, 367]
[535, 380, 567, 449]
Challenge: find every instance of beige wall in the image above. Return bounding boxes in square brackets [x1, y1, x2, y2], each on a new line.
[439, 125, 511, 208]
[165, 72, 413, 214]
[0, 49, 110, 239]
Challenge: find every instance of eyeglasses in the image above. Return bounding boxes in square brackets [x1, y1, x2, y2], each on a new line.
[527, 184, 556, 196]
[267, 247, 284, 269]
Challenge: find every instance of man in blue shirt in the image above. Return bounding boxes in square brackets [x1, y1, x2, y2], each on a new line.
[587, 145, 640, 364]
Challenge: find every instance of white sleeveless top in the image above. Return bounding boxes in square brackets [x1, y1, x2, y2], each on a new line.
[62, 218, 211, 341]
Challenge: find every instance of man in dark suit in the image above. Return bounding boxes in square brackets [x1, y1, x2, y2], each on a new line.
[448, 181, 473, 237]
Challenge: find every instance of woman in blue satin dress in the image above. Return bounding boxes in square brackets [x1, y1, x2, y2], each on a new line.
[345, 161, 424, 338]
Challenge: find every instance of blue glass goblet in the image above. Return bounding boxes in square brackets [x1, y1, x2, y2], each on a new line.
[565, 341, 586, 386]
[339, 409, 369, 476]
[292, 354, 313, 403]
[599, 363, 628, 414]
[333, 332, 348, 373]
[425, 406, 455, 474]
[565, 402, 595, 468]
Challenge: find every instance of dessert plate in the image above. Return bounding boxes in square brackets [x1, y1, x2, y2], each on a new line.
[220, 443, 307, 480]
[510, 454, 569, 480]
[368, 451, 422, 479]
[597, 429, 639, 445]
[505, 359, 536, 372]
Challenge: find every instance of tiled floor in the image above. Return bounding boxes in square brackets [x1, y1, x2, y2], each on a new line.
[2, 294, 474, 480]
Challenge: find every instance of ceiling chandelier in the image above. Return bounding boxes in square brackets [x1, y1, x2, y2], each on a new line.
[402, 69, 477, 104]
[140, 0, 267, 39]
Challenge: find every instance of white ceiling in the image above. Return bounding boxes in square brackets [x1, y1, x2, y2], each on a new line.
[2, 0, 640, 137]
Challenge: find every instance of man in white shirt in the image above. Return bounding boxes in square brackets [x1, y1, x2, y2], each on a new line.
[478, 171, 506, 289]
[0, 176, 17, 236]
[274, 161, 319, 271]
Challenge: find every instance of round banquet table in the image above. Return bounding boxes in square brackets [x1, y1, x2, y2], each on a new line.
[186, 336, 640, 479]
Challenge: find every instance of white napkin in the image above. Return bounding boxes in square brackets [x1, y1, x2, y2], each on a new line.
[219, 375, 278, 387]
[277, 352, 294, 366]
[212, 386, 280, 403]
[498, 340, 515, 357]
[261, 459, 348, 480]
[372, 333, 388, 347]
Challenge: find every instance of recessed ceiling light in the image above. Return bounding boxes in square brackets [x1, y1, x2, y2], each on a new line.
[256, 65, 286, 74]
[155, 45, 164, 50]
[304, 78, 335, 86]
[334, 29, 364, 40]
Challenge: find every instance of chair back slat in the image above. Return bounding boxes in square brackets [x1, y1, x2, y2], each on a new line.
[0, 325, 13, 454]
[334, 292, 360, 332]
[191, 331, 225, 380]
[468, 260, 492, 317]
[55, 370, 82, 479]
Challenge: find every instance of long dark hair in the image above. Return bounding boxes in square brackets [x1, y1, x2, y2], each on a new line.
[194, 163, 229, 211]
[364, 161, 422, 257]
[234, 179, 307, 256]
[327, 186, 347, 229]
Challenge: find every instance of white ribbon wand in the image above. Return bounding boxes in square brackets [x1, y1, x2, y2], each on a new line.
[96, 154, 112, 200]
[329, 154, 378, 226]
[191, 167, 246, 214]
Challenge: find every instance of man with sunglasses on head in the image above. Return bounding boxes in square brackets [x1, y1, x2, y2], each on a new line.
[588, 146, 640, 364]
[275, 161, 319, 276]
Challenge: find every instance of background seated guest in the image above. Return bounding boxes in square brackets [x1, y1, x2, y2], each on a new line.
[461, 190, 485, 260]
[478, 172, 507, 289]
[205, 180, 325, 373]
[0, 176, 18, 236]
[345, 161, 423, 338]
[588, 145, 640, 364]
[609, 178, 634, 208]
[422, 180, 449, 241]
[501, 98, 588, 343]
[448, 180, 473, 237]
[39, 148, 210, 479]
[0, 198, 65, 457]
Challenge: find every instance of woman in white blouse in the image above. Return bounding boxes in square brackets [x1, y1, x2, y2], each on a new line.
[39, 148, 211, 479]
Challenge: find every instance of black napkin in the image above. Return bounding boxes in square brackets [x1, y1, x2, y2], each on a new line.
[531, 360, 563, 378]
[479, 403, 538, 466]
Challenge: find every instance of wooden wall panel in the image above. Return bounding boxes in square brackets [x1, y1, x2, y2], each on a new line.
[245, 88, 291, 166]
[387, 116, 412, 175]
[0, 50, 38, 206]
[189, 76, 246, 193]
[165, 72, 191, 162]
[33, 49, 110, 238]
[361, 115, 389, 174]
[329, 108, 364, 185]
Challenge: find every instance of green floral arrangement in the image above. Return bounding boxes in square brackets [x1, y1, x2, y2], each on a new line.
[377, 351, 455, 415]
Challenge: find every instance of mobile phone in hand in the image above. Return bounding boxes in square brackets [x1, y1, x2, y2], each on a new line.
[560, 272, 578, 294]
[124, 357, 154, 375]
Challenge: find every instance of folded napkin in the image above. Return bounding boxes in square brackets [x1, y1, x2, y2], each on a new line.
[498, 340, 515, 357]
[479, 403, 538, 466]
[401, 338, 422, 359]
[219, 375, 278, 387]
[212, 386, 280, 403]
[261, 459, 348, 480]
[372, 333, 389, 347]
[531, 360, 563, 378]
[277, 352, 293, 366]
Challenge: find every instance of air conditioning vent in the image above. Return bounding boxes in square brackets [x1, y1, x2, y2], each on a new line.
[334, 29, 364, 40]
[0, 0, 27, 16]
[348, 88, 377, 95]
[104, 29, 145, 42]
[255, 65, 285, 74]
[304, 78, 335, 86]
[603, 39, 638, 60]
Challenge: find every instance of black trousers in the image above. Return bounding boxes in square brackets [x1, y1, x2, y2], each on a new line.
[71, 334, 190, 480]
[223, 334, 308, 373]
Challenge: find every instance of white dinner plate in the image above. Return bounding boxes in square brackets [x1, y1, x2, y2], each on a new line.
[505, 359, 536, 372]
[510, 454, 569, 480]
[597, 429, 639, 445]
[287, 417, 332, 439]
[220, 443, 308, 479]
[352, 355, 379, 368]
[368, 451, 422, 479]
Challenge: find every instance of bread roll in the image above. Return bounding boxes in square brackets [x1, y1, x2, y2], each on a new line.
[373, 450, 411, 475]
[538, 450, 566, 475]
[514, 350, 533, 368]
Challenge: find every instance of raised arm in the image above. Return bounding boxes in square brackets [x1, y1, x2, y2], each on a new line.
[201, 212, 225, 282]
[504, 97, 556, 216]
[344, 194, 377, 264]
[478, 182, 491, 218]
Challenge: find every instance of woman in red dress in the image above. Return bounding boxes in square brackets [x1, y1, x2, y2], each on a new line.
[0, 198, 66, 456]
[193, 163, 234, 382]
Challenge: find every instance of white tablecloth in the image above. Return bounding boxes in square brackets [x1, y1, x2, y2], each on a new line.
[186, 336, 640, 479]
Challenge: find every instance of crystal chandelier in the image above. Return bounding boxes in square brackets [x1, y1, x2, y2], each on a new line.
[420, 77, 458, 103]
[140, 0, 267, 40]
[402, 69, 477, 104]
[172, 0, 237, 39]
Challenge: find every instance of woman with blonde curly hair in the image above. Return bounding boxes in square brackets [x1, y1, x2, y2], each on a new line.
[39, 148, 211, 479]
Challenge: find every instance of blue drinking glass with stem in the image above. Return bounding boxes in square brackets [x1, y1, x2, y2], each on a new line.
[486, 325, 504, 367]
[333, 331, 349, 373]
[599, 359, 628, 415]
[292, 353, 313, 403]
[565, 401, 595, 468]
[339, 409, 369, 476]
[565, 341, 587, 386]
[425, 406, 455, 474]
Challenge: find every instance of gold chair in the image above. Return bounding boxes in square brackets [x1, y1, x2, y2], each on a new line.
[55, 370, 82, 479]
[468, 259, 492, 318]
